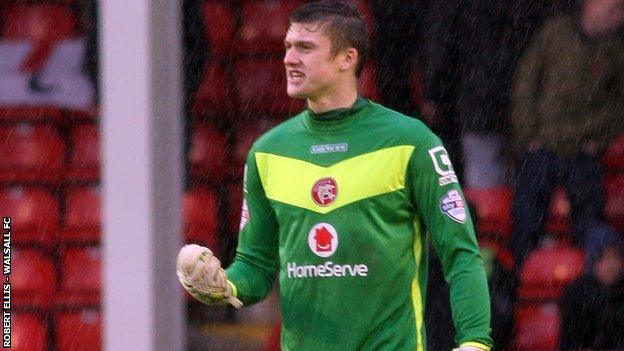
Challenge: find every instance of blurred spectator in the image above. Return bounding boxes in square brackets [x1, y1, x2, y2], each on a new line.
[560, 234, 624, 350]
[584, 221, 623, 273]
[510, 0, 624, 264]
[423, 0, 552, 188]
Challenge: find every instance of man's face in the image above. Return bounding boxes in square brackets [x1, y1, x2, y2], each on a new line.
[283, 22, 343, 99]
[585, 0, 624, 34]
[594, 247, 624, 286]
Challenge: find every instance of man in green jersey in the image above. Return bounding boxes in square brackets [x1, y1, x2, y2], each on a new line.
[176, 1, 492, 350]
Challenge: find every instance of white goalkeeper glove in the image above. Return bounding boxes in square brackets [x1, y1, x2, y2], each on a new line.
[452, 343, 490, 351]
[176, 244, 243, 308]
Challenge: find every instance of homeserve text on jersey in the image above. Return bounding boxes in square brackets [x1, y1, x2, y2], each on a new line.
[287, 261, 368, 279]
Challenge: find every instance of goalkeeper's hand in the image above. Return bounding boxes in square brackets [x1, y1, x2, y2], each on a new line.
[176, 244, 243, 308]
[452, 343, 490, 351]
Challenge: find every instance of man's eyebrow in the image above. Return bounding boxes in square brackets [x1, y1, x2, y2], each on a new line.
[284, 40, 318, 47]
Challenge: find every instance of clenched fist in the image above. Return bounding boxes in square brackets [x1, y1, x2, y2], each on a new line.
[176, 244, 242, 308]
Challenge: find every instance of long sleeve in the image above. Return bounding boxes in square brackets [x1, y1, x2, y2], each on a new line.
[408, 131, 492, 348]
[226, 147, 279, 304]
[511, 22, 549, 154]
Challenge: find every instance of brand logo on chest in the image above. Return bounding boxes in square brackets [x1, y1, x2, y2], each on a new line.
[310, 143, 348, 154]
[286, 222, 369, 279]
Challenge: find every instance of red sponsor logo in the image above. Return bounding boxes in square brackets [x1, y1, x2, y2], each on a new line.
[311, 177, 338, 206]
[307, 223, 338, 258]
[314, 226, 333, 252]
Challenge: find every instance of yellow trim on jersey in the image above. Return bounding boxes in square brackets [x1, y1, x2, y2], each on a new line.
[255, 146, 414, 214]
[411, 217, 424, 351]
[227, 280, 238, 298]
[459, 342, 491, 351]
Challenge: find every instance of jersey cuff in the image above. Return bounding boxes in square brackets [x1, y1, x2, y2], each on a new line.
[227, 280, 238, 298]
[459, 341, 491, 351]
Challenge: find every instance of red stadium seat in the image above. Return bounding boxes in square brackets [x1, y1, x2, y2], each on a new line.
[234, 59, 304, 115]
[0, 106, 63, 122]
[12, 312, 49, 351]
[63, 186, 101, 244]
[68, 123, 100, 182]
[235, 0, 373, 53]
[0, 187, 59, 247]
[358, 64, 380, 102]
[230, 118, 277, 178]
[545, 187, 571, 235]
[0, 123, 65, 183]
[466, 186, 572, 238]
[515, 303, 560, 351]
[202, 2, 235, 57]
[57, 247, 101, 307]
[183, 188, 220, 250]
[236, 1, 302, 54]
[3, 4, 78, 73]
[12, 248, 55, 309]
[604, 134, 624, 170]
[189, 123, 228, 183]
[65, 106, 99, 121]
[464, 187, 513, 238]
[3, 4, 77, 40]
[519, 239, 583, 300]
[55, 309, 102, 351]
[193, 62, 234, 117]
[605, 174, 624, 231]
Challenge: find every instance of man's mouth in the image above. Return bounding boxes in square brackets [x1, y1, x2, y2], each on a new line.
[288, 70, 305, 83]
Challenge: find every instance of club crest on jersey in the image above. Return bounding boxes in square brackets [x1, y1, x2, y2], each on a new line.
[308, 223, 339, 258]
[311, 177, 338, 206]
[440, 190, 467, 223]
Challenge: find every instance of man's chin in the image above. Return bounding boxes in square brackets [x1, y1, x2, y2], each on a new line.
[286, 89, 308, 99]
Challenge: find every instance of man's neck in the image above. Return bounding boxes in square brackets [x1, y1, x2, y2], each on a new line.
[307, 88, 358, 114]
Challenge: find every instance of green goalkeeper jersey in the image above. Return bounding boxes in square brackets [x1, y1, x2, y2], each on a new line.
[226, 96, 492, 351]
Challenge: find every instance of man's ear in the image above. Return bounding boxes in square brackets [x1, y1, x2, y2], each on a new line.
[339, 48, 359, 73]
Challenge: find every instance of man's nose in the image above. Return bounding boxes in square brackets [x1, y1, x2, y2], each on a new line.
[283, 49, 299, 67]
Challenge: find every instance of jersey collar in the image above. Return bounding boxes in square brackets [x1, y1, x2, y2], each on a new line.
[304, 95, 369, 133]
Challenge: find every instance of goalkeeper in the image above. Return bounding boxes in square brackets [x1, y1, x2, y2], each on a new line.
[177, 1, 492, 350]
